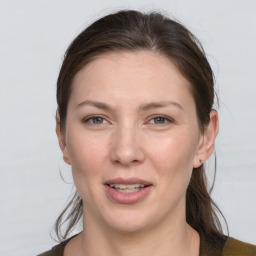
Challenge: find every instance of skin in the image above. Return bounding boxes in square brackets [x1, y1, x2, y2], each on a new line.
[56, 51, 219, 256]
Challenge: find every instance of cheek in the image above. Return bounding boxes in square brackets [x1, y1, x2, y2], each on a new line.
[146, 130, 198, 193]
[149, 139, 195, 212]
[66, 131, 109, 190]
[68, 142, 108, 206]
[148, 131, 197, 171]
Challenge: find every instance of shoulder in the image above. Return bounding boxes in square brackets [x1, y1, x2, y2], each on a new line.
[37, 233, 80, 256]
[222, 237, 256, 256]
[37, 243, 65, 256]
[200, 232, 256, 256]
[37, 250, 53, 256]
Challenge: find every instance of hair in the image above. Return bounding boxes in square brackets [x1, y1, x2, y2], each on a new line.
[55, 9, 227, 241]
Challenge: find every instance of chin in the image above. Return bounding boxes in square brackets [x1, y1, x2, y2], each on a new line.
[102, 208, 155, 234]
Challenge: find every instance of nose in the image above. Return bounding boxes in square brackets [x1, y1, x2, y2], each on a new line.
[110, 125, 145, 166]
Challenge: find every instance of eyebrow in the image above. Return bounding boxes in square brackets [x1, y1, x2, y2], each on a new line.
[76, 100, 113, 111]
[138, 101, 184, 111]
[75, 100, 184, 111]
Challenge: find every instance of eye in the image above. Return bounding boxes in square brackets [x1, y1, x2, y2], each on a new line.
[147, 115, 173, 125]
[83, 115, 109, 126]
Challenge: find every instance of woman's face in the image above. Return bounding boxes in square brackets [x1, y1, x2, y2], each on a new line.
[58, 51, 207, 233]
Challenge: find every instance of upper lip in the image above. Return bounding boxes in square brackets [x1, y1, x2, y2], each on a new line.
[104, 177, 152, 186]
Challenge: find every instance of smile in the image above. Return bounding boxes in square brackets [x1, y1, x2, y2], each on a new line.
[104, 178, 153, 204]
[108, 184, 147, 193]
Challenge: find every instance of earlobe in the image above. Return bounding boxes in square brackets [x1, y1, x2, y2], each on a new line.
[193, 110, 219, 168]
[55, 114, 71, 165]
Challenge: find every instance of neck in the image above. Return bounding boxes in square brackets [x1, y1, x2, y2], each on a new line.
[74, 208, 200, 256]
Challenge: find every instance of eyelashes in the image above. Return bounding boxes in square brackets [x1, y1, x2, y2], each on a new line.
[82, 115, 175, 128]
[83, 116, 110, 126]
[147, 115, 174, 125]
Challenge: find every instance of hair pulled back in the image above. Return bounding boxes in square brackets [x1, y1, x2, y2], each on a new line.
[55, 9, 226, 241]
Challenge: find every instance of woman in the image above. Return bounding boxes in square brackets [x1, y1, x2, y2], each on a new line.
[39, 10, 256, 256]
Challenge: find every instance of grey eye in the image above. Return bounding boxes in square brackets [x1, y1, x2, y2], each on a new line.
[91, 117, 105, 124]
[152, 117, 167, 124]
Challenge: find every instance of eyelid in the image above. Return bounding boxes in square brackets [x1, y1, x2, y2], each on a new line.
[83, 115, 111, 126]
[147, 115, 175, 125]
[82, 114, 175, 127]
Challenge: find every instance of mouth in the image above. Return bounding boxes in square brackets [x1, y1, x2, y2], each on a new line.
[104, 177, 153, 203]
[107, 183, 150, 193]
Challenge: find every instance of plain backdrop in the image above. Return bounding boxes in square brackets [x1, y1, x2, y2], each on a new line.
[0, 0, 256, 255]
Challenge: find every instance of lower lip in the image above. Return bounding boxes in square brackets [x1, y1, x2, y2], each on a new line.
[105, 185, 153, 204]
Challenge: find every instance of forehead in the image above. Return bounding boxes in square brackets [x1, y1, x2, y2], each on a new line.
[70, 51, 194, 110]
[74, 50, 188, 85]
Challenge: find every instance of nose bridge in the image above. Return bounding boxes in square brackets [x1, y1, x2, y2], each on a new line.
[110, 122, 144, 166]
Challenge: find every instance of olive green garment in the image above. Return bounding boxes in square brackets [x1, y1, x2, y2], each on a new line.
[38, 233, 256, 256]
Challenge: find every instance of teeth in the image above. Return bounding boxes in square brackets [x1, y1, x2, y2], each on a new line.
[109, 183, 146, 193]
[109, 184, 145, 189]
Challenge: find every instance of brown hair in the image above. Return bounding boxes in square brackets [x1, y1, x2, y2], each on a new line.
[55, 9, 227, 241]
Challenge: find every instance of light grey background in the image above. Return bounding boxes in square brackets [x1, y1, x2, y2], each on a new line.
[0, 0, 256, 255]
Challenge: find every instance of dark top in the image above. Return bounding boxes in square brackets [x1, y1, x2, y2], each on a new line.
[38, 233, 256, 256]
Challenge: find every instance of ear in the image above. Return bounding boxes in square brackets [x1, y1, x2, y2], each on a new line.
[193, 110, 219, 168]
[56, 114, 71, 165]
